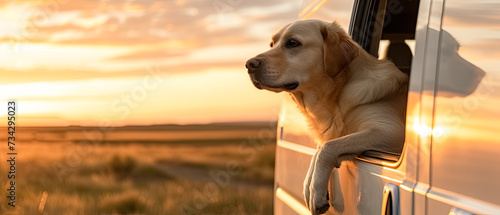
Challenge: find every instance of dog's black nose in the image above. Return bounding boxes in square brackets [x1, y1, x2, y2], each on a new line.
[245, 58, 261, 72]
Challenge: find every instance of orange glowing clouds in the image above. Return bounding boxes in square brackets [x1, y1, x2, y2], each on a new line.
[0, 69, 282, 126]
[0, 0, 298, 126]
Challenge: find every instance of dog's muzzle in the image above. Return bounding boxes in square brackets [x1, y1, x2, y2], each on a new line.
[246, 57, 299, 91]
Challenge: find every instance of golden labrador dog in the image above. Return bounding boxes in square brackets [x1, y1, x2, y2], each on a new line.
[245, 20, 408, 214]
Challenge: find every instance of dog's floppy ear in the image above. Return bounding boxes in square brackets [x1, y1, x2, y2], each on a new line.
[321, 22, 359, 78]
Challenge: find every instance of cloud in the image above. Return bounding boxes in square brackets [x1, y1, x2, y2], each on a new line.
[443, 2, 500, 28]
[0, 0, 297, 126]
[0, 0, 299, 80]
[2, 0, 298, 46]
[108, 49, 189, 61]
[0, 58, 246, 85]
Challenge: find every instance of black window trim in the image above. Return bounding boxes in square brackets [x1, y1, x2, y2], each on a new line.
[349, 0, 387, 57]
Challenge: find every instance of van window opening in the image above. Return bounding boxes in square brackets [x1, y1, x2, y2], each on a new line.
[350, 0, 420, 164]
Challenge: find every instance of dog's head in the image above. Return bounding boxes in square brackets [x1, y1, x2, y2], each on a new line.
[245, 20, 359, 93]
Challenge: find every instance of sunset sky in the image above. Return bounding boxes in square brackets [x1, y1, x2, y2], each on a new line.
[0, 0, 302, 126]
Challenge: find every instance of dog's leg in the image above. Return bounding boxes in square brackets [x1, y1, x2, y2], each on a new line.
[307, 128, 401, 214]
[304, 150, 318, 209]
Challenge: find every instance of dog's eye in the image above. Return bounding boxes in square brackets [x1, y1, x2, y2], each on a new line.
[286, 39, 301, 48]
[270, 41, 274, 48]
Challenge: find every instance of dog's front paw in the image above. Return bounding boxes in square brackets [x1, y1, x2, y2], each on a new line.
[308, 182, 330, 215]
[305, 144, 342, 214]
[304, 156, 331, 214]
[303, 151, 318, 209]
[304, 175, 330, 214]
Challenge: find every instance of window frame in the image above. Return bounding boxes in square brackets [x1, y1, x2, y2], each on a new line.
[349, 0, 387, 57]
[349, 0, 419, 167]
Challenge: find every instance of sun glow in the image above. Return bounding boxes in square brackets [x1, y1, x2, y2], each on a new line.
[413, 116, 447, 138]
[0, 69, 281, 126]
[0, 0, 297, 126]
[414, 123, 432, 138]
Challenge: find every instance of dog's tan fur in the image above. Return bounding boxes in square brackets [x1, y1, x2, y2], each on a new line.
[246, 20, 408, 214]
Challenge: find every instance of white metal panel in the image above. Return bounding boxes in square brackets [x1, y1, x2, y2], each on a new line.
[419, 0, 444, 187]
[276, 187, 311, 215]
[351, 162, 406, 214]
[407, 0, 447, 214]
[428, 0, 500, 214]
[402, 0, 433, 213]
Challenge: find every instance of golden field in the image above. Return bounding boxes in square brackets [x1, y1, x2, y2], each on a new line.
[0, 122, 277, 215]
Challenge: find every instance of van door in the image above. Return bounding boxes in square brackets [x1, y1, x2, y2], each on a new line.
[346, 0, 425, 214]
[427, 0, 500, 214]
[398, 0, 434, 214]
[411, 0, 445, 214]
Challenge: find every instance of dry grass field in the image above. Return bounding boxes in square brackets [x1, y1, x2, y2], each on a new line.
[0, 122, 277, 215]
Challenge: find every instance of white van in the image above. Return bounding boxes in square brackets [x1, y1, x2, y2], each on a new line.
[274, 0, 500, 214]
